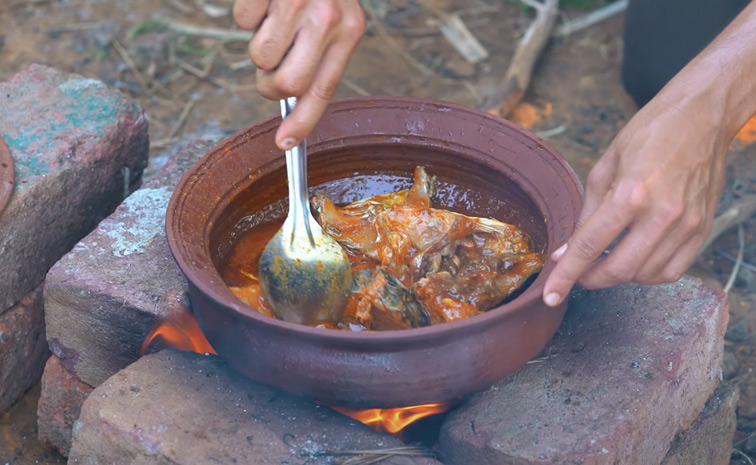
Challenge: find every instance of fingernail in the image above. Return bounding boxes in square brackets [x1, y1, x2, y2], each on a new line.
[280, 137, 296, 150]
[551, 243, 568, 260]
[544, 292, 562, 307]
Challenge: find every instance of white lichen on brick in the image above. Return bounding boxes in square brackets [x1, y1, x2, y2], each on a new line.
[58, 77, 106, 93]
[100, 187, 172, 257]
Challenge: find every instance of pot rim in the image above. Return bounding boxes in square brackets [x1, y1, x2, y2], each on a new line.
[166, 95, 584, 345]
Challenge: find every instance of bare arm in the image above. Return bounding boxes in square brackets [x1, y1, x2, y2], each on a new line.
[544, 1, 756, 306]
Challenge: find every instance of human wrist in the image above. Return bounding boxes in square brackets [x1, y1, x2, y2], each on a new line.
[666, 2, 756, 143]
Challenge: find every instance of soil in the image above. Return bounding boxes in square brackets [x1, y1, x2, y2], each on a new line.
[1, 0, 755, 463]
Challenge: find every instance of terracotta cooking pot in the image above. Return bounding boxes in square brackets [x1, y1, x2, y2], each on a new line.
[166, 96, 583, 408]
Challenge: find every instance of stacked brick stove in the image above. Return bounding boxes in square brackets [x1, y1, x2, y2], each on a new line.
[0, 66, 739, 464]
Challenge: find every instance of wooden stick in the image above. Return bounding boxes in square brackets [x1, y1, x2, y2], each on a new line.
[438, 12, 489, 64]
[698, 195, 756, 257]
[486, 0, 560, 118]
[163, 19, 252, 42]
[555, 0, 628, 37]
[167, 100, 196, 138]
[724, 224, 745, 293]
[112, 39, 151, 93]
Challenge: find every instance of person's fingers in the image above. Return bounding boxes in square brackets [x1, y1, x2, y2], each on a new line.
[576, 218, 666, 289]
[274, 42, 358, 150]
[551, 152, 616, 264]
[631, 213, 705, 283]
[576, 154, 616, 226]
[233, 0, 269, 30]
[656, 233, 708, 283]
[543, 197, 632, 306]
[256, 26, 330, 101]
[249, 2, 300, 71]
[637, 195, 714, 283]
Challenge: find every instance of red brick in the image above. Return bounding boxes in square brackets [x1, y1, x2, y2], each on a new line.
[660, 381, 737, 465]
[68, 350, 441, 465]
[439, 277, 728, 465]
[0, 64, 148, 311]
[44, 140, 213, 387]
[0, 285, 48, 413]
[37, 356, 93, 457]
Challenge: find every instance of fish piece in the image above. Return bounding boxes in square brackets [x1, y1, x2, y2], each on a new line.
[311, 166, 435, 262]
[344, 268, 429, 330]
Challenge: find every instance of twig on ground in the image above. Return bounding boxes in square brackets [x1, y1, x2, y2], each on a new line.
[112, 39, 152, 94]
[555, 0, 628, 37]
[168, 100, 196, 138]
[724, 224, 745, 293]
[45, 22, 99, 33]
[698, 195, 756, 257]
[163, 18, 252, 41]
[171, 53, 238, 91]
[197, 0, 231, 18]
[438, 12, 489, 64]
[228, 58, 254, 71]
[733, 449, 755, 465]
[486, 0, 560, 118]
[150, 137, 182, 150]
[535, 124, 568, 139]
[363, 1, 436, 76]
[526, 355, 554, 364]
[342, 78, 370, 96]
[716, 251, 756, 274]
[163, 0, 194, 14]
[324, 446, 429, 465]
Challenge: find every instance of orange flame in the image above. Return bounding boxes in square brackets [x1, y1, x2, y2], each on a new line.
[332, 402, 452, 435]
[140, 293, 216, 355]
[141, 294, 448, 435]
[734, 114, 756, 147]
[511, 102, 553, 129]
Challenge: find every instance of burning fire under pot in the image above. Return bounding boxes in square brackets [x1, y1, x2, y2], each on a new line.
[141, 303, 454, 437]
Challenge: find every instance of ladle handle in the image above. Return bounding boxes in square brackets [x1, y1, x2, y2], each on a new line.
[280, 97, 315, 244]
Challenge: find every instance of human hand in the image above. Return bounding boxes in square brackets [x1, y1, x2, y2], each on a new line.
[542, 89, 731, 306]
[233, 0, 365, 151]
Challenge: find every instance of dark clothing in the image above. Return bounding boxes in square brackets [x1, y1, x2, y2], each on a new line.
[622, 0, 750, 106]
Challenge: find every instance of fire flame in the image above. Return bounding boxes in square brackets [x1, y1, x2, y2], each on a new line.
[140, 293, 216, 355]
[332, 402, 452, 435]
[141, 294, 450, 435]
[511, 101, 553, 129]
[734, 114, 756, 147]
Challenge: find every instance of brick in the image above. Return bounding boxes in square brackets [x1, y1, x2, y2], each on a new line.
[37, 356, 94, 457]
[67, 350, 441, 465]
[44, 140, 214, 387]
[660, 381, 737, 465]
[438, 277, 728, 465]
[0, 284, 49, 413]
[0, 64, 148, 311]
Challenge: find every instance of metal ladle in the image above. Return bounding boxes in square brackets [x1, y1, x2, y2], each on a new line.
[258, 97, 352, 325]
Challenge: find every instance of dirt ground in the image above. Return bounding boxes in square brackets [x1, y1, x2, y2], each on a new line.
[1, 0, 755, 463]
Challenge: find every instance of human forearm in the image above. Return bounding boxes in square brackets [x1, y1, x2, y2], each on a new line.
[660, 0, 756, 142]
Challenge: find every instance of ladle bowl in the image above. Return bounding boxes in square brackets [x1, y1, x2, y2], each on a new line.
[166, 96, 583, 408]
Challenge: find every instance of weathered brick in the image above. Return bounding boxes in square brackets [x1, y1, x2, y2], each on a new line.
[0, 284, 49, 413]
[68, 350, 441, 465]
[438, 277, 728, 465]
[0, 64, 148, 311]
[37, 355, 94, 457]
[660, 381, 737, 465]
[44, 140, 214, 387]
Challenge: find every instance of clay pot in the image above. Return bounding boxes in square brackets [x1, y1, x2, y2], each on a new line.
[166, 97, 583, 408]
[0, 138, 14, 218]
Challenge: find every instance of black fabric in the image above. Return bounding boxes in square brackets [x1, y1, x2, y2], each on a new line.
[622, 0, 750, 106]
